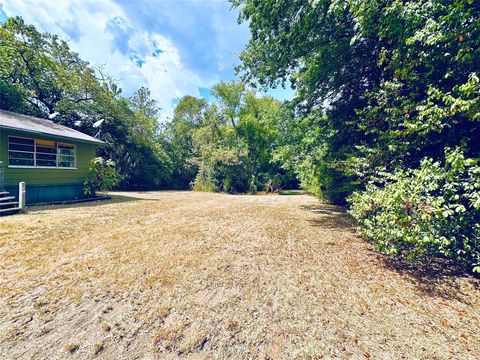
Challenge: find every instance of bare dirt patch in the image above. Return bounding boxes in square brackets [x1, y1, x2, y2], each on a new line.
[1, 191, 479, 359]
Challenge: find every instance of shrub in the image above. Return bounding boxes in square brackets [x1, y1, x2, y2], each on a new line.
[191, 167, 216, 192]
[264, 174, 282, 193]
[192, 162, 250, 194]
[349, 148, 480, 273]
[83, 157, 121, 196]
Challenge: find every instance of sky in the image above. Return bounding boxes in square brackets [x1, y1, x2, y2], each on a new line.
[0, 0, 293, 121]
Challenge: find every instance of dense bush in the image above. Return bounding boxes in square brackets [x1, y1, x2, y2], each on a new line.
[83, 157, 121, 196]
[349, 148, 480, 273]
[192, 162, 250, 193]
[234, 0, 480, 270]
[234, 0, 480, 203]
[168, 82, 297, 194]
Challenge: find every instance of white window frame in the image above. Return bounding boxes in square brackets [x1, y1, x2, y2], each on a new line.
[8, 135, 77, 169]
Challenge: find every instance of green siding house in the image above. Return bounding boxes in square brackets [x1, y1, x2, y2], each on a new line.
[0, 110, 103, 204]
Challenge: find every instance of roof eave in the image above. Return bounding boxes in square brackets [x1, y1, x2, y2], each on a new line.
[0, 124, 105, 145]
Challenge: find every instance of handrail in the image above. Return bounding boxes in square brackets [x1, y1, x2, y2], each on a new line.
[0, 161, 4, 191]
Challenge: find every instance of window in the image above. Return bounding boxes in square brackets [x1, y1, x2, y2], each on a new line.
[58, 143, 75, 168]
[8, 136, 76, 168]
[8, 137, 35, 166]
[35, 139, 57, 167]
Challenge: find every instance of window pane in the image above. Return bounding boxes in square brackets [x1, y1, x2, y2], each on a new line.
[58, 154, 74, 167]
[58, 143, 74, 156]
[36, 159, 57, 167]
[58, 148, 74, 155]
[36, 146, 57, 154]
[59, 161, 74, 167]
[36, 139, 56, 155]
[36, 139, 55, 147]
[58, 155, 74, 161]
[36, 153, 57, 161]
[9, 143, 34, 152]
[35, 139, 58, 166]
[9, 158, 34, 166]
[9, 137, 34, 166]
[58, 143, 75, 167]
[9, 137, 34, 145]
[9, 151, 34, 160]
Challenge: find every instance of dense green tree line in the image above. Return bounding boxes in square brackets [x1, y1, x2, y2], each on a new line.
[161, 82, 297, 192]
[0, 17, 172, 189]
[0, 17, 295, 193]
[233, 0, 480, 271]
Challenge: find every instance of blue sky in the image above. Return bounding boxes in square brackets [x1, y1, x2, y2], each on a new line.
[0, 0, 293, 120]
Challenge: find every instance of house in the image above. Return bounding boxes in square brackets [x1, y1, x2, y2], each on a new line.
[0, 109, 104, 206]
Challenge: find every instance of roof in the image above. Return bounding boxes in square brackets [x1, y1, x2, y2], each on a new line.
[0, 110, 104, 145]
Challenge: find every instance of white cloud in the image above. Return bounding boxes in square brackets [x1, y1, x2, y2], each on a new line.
[134, 33, 211, 121]
[1, 0, 218, 121]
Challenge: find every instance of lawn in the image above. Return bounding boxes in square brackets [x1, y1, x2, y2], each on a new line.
[0, 191, 479, 359]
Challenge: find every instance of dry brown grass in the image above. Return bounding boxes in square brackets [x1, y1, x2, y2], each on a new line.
[0, 191, 479, 359]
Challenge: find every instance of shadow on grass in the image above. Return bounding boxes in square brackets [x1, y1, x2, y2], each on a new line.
[301, 203, 480, 302]
[279, 189, 304, 195]
[379, 255, 479, 302]
[301, 203, 356, 231]
[26, 194, 143, 212]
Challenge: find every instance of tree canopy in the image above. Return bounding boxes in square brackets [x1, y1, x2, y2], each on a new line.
[162, 81, 297, 192]
[233, 0, 480, 271]
[0, 17, 172, 189]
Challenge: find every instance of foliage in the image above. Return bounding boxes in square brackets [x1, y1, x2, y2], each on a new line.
[83, 157, 121, 196]
[0, 16, 101, 118]
[0, 79, 28, 112]
[191, 120, 249, 193]
[167, 81, 297, 194]
[0, 17, 172, 189]
[159, 96, 208, 189]
[233, 0, 480, 202]
[349, 148, 480, 273]
[234, 0, 480, 268]
[232, 0, 381, 202]
[273, 108, 356, 203]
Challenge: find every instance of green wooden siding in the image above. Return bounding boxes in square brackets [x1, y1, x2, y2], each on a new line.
[0, 128, 97, 187]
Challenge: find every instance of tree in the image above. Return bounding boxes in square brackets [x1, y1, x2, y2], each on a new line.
[232, 0, 480, 203]
[0, 17, 101, 123]
[231, 0, 382, 202]
[160, 96, 208, 189]
[166, 82, 296, 193]
[0, 17, 173, 190]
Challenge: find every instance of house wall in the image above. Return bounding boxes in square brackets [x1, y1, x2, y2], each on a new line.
[0, 127, 97, 203]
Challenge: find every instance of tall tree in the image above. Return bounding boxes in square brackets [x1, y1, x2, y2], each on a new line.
[0, 16, 101, 122]
[232, 0, 480, 203]
[167, 82, 296, 193]
[160, 96, 209, 189]
[0, 17, 173, 190]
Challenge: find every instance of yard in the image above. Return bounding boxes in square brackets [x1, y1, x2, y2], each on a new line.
[1, 191, 479, 359]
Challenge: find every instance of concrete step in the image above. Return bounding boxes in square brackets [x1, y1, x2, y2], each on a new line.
[0, 196, 15, 202]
